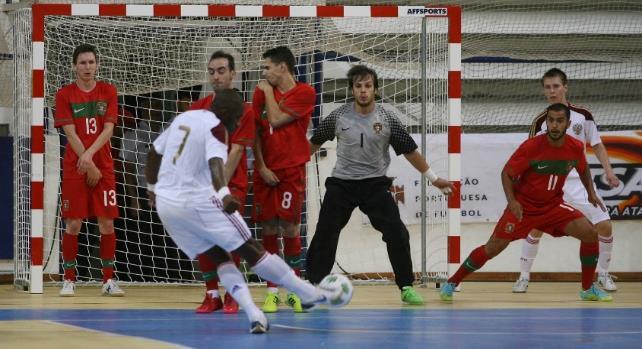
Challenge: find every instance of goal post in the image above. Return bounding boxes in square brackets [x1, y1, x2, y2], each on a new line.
[17, 3, 461, 293]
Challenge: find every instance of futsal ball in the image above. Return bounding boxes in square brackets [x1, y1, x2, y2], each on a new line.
[319, 273, 353, 307]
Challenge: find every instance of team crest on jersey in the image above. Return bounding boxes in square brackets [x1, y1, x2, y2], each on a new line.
[572, 123, 583, 136]
[505, 222, 515, 234]
[373, 122, 383, 135]
[96, 101, 107, 116]
[63, 200, 69, 211]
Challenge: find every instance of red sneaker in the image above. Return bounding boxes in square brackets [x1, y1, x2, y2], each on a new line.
[223, 292, 239, 314]
[195, 293, 222, 313]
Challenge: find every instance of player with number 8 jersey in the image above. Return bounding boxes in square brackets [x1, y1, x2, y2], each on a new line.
[54, 44, 123, 297]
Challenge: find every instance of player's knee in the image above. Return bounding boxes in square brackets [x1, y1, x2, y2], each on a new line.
[281, 221, 300, 238]
[97, 219, 115, 234]
[528, 229, 544, 238]
[596, 220, 612, 237]
[485, 238, 508, 258]
[65, 219, 82, 234]
[234, 239, 265, 266]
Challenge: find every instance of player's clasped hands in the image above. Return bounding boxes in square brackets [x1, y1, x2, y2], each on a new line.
[85, 165, 102, 187]
[77, 151, 95, 173]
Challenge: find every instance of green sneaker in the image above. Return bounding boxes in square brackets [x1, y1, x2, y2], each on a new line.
[286, 292, 305, 313]
[580, 283, 613, 302]
[262, 292, 280, 313]
[401, 286, 424, 305]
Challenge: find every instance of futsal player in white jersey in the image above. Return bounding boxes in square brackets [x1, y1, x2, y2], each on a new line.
[144, 89, 335, 334]
[512, 68, 621, 293]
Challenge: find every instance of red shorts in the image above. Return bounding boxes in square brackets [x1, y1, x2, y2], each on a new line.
[493, 203, 585, 241]
[61, 175, 119, 219]
[252, 165, 305, 224]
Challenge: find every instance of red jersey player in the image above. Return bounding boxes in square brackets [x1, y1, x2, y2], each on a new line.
[440, 103, 613, 302]
[54, 44, 124, 297]
[252, 46, 316, 313]
[188, 51, 255, 314]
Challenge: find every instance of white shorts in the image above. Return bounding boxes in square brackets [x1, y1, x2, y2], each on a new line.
[155, 194, 252, 259]
[563, 178, 610, 225]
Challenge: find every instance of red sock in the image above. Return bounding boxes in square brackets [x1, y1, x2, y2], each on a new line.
[580, 241, 599, 290]
[100, 232, 116, 283]
[62, 232, 78, 281]
[448, 246, 490, 285]
[197, 254, 219, 291]
[283, 236, 302, 277]
[262, 234, 279, 288]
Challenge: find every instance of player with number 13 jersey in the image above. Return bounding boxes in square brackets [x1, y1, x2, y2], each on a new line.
[55, 79, 119, 218]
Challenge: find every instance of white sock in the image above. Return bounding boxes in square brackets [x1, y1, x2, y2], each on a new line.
[252, 253, 319, 303]
[597, 235, 613, 274]
[519, 234, 540, 279]
[217, 263, 263, 321]
[206, 289, 220, 298]
[267, 287, 279, 294]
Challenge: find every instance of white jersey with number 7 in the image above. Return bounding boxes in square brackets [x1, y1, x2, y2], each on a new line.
[152, 109, 228, 203]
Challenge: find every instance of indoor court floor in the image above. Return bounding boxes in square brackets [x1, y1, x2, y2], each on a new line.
[1, 282, 641, 349]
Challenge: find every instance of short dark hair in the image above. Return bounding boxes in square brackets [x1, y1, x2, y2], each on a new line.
[347, 64, 379, 90]
[542, 68, 567, 86]
[72, 44, 98, 65]
[209, 50, 235, 71]
[210, 89, 244, 129]
[546, 103, 570, 120]
[262, 46, 296, 75]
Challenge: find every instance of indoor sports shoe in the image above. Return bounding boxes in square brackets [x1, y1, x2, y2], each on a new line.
[597, 272, 617, 292]
[512, 277, 529, 293]
[580, 283, 613, 302]
[440, 282, 456, 302]
[262, 292, 280, 313]
[101, 279, 125, 297]
[249, 313, 269, 334]
[287, 292, 305, 313]
[222, 292, 239, 314]
[401, 286, 424, 305]
[196, 292, 223, 313]
[59, 280, 75, 297]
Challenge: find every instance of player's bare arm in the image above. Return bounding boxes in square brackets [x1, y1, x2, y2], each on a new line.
[145, 145, 162, 208]
[403, 150, 454, 195]
[501, 167, 522, 221]
[578, 164, 607, 212]
[224, 143, 244, 184]
[253, 136, 279, 186]
[77, 122, 115, 173]
[592, 142, 620, 188]
[257, 80, 295, 128]
[209, 157, 240, 214]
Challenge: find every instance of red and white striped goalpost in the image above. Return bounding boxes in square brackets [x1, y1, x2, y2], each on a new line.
[28, 3, 462, 293]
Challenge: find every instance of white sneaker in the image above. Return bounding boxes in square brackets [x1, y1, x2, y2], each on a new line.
[59, 280, 75, 297]
[597, 272, 617, 292]
[101, 279, 125, 297]
[512, 277, 529, 293]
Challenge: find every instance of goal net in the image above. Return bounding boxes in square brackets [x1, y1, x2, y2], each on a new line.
[13, 4, 456, 291]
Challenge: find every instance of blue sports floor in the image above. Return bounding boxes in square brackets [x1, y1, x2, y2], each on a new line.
[1, 307, 641, 348]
